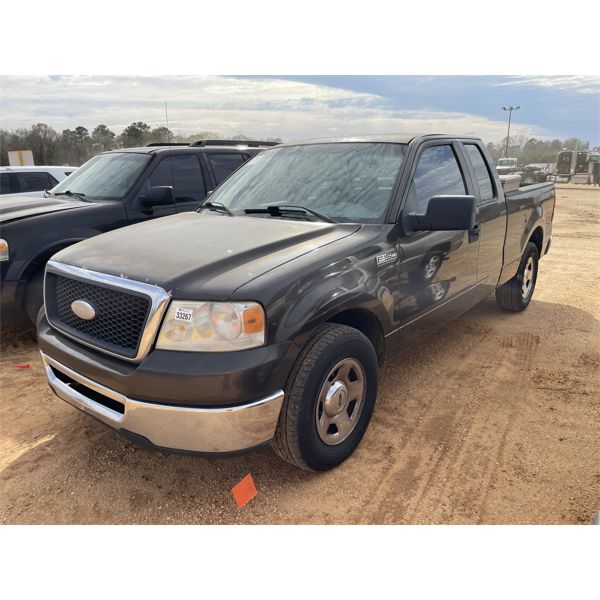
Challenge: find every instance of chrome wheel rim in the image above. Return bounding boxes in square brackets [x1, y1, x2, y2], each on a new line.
[521, 256, 535, 299]
[424, 255, 441, 279]
[315, 358, 366, 446]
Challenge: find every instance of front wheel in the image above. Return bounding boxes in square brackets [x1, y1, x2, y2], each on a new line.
[495, 242, 539, 312]
[272, 324, 378, 471]
[25, 269, 45, 325]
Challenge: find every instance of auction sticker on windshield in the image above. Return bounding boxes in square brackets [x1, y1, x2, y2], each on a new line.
[174, 308, 193, 322]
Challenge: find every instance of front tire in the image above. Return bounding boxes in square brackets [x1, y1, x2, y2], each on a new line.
[25, 269, 45, 325]
[495, 242, 539, 312]
[272, 324, 378, 471]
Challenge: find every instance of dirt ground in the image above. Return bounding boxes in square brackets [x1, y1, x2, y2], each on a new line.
[1, 184, 599, 524]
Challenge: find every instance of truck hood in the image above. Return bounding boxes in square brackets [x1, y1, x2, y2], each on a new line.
[53, 212, 361, 299]
[0, 195, 91, 224]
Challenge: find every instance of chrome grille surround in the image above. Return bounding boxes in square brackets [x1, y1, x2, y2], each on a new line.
[44, 260, 171, 362]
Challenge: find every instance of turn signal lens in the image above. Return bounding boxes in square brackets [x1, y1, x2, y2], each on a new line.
[243, 304, 264, 334]
[0, 239, 9, 262]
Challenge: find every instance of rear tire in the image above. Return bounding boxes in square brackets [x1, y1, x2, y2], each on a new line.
[495, 242, 539, 312]
[272, 324, 378, 471]
[25, 269, 44, 325]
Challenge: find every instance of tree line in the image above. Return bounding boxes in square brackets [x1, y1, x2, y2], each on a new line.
[486, 135, 594, 164]
[0, 122, 594, 167]
[0, 122, 283, 166]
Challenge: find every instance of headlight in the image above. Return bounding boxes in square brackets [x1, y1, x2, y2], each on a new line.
[156, 301, 265, 351]
[0, 239, 8, 262]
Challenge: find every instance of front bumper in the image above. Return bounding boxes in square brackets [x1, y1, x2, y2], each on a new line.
[42, 352, 284, 453]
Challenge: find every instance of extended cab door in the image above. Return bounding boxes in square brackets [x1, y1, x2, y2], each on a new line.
[391, 141, 480, 347]
[458, 142, 506, 296]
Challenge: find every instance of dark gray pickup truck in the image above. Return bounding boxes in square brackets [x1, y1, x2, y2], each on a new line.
[37, 134, 555, 471]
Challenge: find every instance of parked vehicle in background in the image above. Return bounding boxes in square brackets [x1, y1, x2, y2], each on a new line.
[495, 157, 518, 175]
[37, 133, 555, 471]
[521, 163, 551, 185]
[0, 140, 276, 325]
[0, 165, 77, 197]
[556, 149, 599, 184]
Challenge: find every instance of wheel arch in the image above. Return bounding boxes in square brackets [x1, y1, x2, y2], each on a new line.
[327, 307, 386, 366]
[528, 226, 544, 257]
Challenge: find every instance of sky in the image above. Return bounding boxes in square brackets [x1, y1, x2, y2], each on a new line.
[0, 75, 598, 146]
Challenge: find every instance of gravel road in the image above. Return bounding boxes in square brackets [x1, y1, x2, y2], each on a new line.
[1, 184, 598, 524]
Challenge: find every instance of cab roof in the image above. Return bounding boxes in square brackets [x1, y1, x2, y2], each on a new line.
[275, 133, 481, 147]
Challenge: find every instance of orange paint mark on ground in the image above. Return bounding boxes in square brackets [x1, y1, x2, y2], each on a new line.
[13, 364, 31, 369]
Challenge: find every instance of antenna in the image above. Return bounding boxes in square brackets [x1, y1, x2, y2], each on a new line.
[164, 101, 171, 143]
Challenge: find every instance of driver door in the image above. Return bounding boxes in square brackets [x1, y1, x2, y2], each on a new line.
[392, 142, 480, 349]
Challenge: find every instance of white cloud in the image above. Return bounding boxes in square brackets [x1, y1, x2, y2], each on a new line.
[493, 75, 600, 94]
[0, 75, 551, 143]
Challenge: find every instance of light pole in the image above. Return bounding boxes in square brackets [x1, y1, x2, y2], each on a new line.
[502, 105, 520, 158]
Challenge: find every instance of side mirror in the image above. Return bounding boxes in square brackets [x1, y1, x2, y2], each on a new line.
[407, 195, 477, 231]
[138, 186, 174, 208]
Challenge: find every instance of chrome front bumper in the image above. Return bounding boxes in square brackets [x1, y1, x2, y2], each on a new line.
[41, 352, 284, 454]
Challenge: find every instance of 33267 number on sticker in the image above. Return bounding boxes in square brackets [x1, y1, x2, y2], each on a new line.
[175, 308, 193, 322]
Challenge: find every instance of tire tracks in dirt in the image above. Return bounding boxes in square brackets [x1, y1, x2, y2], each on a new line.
[355, 328, 540, 524]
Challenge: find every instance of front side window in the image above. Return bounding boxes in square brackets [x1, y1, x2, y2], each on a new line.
[404, 145, 466, 215]
[51, 152, 152, 200]
[208, 142, 406, 223]
[145, 155, 205, 203]
[464, 144, 494, 203]
[208, 153, 246, 185]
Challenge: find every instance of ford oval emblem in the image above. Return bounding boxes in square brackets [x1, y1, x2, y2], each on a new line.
[71, 300, 96, 320]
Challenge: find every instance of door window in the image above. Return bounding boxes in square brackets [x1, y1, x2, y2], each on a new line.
[405, 145, 466, 215]
[464, 144, 494, 203]
[145, 155, 206, 206]
[171, 155, 206, 204]
[15, 171, 57, 193]
[0, 173, 11, 194]
[208, 153, 245, 185]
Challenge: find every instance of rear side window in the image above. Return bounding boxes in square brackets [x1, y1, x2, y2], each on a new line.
[208, 153, 245, 185]
[15, 171, 56, 193]
[0, 173, 11, 194]
[405, 145, 466, 214]
[464, 145, 494, 203]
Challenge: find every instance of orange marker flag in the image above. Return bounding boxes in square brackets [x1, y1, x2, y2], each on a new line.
[232, 474, 257, 509]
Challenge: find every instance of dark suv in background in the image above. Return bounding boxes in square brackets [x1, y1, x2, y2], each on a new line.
[0, 140, 276, 325]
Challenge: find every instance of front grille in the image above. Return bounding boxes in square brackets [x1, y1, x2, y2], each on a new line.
[45, 272, 151, 358]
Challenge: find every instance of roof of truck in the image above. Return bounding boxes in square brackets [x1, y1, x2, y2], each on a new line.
[275, 133, 481, 147]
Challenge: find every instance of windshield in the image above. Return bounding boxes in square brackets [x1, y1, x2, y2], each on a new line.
[208, 142, 406, 223]
[50, 152, 151, 200]
[497, 159, 516, 167]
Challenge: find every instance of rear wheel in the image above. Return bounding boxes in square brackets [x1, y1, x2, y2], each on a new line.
[272, 324, 378, 471]
[495, 242, 539, 312]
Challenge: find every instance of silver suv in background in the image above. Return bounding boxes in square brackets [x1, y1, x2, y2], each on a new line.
[0, 166, 78, 197]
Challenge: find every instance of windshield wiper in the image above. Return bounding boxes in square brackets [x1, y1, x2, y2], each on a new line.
[243, 204, 337, 223]
[199, 201, 235, 217]
[53, 190, 91, 202]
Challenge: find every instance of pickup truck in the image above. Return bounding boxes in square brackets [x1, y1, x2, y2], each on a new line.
[37, 134, 556, 471]
[0, 140, 274, 325]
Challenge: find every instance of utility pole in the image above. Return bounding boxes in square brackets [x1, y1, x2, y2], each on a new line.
[502, 105, 520, 158]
